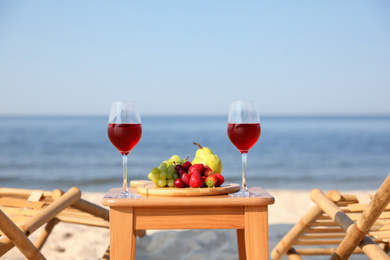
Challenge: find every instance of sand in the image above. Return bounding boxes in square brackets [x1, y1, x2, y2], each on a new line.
[2, 189, 375, 260]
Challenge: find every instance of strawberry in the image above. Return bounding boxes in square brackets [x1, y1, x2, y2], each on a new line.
[181, 173, 190, 187]
[201, 176, 207, 185]
[202, 165, 213, 177]
[205, 174, 218, 188]
[213, 173, 224, 187]
[188, 164, 204, 176]
[189, 172, 204, 188]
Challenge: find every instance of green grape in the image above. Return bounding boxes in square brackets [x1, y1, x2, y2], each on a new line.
[169, 155, 180, 164]
[159, 163, 168, 171]
[180, 159, 187, 164]
[157, 179, 167, 187]
[152, 178, 159, 184]
[167, 179, 175, 187]
[165, 160, 173, 166]
[151, 167, 160, 174]
[167, 165, 176, 173]
[151, 174, 159, 182]
[167, 171, 174, 179]
[173, 173, 179, 180]
[147, 172, 154, 180]
[160, 171, 167, 179]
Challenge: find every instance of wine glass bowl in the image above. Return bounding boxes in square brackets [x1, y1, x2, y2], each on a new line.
[227, 100, 261, 197]
[108, 101, 142, 198]
[227, 123, 261, 154]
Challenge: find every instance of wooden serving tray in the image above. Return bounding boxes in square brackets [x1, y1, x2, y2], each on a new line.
[136, 182, 240, 197]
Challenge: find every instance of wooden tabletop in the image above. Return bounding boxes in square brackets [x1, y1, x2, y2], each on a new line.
[102, 186, 275, 208]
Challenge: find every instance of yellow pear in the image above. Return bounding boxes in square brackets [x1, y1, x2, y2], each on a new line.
[192, 142, 223, 174]
[193, 142, 213, 157]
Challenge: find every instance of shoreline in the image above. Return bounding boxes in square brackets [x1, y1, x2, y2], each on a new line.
[2, 188, 376, 259]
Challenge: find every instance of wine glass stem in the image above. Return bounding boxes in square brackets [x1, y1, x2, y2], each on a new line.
[122, 153, 128, 194]
[241, 152, 248, 191]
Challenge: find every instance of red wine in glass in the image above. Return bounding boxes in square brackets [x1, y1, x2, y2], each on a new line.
[108, 123, 142, 155]
[227, 101, 261, 197]
[108, 101, 142, 198]
[227, 123, 261, 154]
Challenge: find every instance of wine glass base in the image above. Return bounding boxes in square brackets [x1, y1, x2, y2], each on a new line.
[229, 190, 262, 198]
[109, 191, 141, 199]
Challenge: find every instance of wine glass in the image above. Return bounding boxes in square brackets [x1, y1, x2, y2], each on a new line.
[227, 100, 261, 197]
[108, 101, 142, 198]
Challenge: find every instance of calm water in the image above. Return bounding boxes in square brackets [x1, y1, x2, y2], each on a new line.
[0, 115, 389, 192]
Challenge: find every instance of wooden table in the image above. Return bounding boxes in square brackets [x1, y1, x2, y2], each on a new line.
[102, 186, 274, 260]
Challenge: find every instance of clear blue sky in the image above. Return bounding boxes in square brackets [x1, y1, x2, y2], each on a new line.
[1, 1, 389, 116]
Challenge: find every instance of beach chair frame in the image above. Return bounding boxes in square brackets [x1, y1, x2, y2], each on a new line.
[0, 187, 82, 258]
[0, 187, 112, 259]
[271, 173, 390, 260]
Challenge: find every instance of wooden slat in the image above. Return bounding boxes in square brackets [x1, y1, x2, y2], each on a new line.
[311, 221, 341, 227]
[369, 230, 390, 240]
[295, 247, 364, 255]
[0, 206, 47, 218]
[378, 212, 390, 219]
[371, 224, 390, 232]
[296, 239, 342, 245]
[374, 219, 390, 225]
[2, 215, 32, 224]
[56, 215, 109, 228]
[335, 201, 358, 207]
[300, 233, 346, 239]
[0, 198, 46, 209]
[0, 188, 53, 199]
[344, 213, 364, 221]
[349, 203, 390, 213]
[318, 215, 333, 220]
[58, 208, 101, 218]
[305, 227, 344, 233]
[297, 237, 389, 246]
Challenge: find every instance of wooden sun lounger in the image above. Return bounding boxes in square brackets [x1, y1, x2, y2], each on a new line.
[0, 187, 115, 259]
[0, 187, 82, 259]
[271, 173, 390, 260]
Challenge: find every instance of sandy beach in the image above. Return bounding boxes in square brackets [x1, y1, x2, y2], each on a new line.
[2, 189, 375, 260]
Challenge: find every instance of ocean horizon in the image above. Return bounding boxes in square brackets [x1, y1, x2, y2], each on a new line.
[1, 114, 389, 192]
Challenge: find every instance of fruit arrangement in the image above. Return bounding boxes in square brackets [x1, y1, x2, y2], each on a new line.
[147, 143, 224, 188]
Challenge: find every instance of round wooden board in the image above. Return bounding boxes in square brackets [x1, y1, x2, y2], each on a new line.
[136, 183, 240, 197]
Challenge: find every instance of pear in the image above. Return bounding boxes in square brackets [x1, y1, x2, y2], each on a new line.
[193, 142, 213, 157]
[191, 142, 223, 174]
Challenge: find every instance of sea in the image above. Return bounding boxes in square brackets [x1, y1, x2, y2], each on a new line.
[0, 115, 389, 192]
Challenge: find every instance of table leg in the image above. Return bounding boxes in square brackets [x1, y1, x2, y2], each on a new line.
[109, 207, 136, 260]
[237, 229, 247, 260]
[245, 205, 269, 260]
[131, 228, 137, 260]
